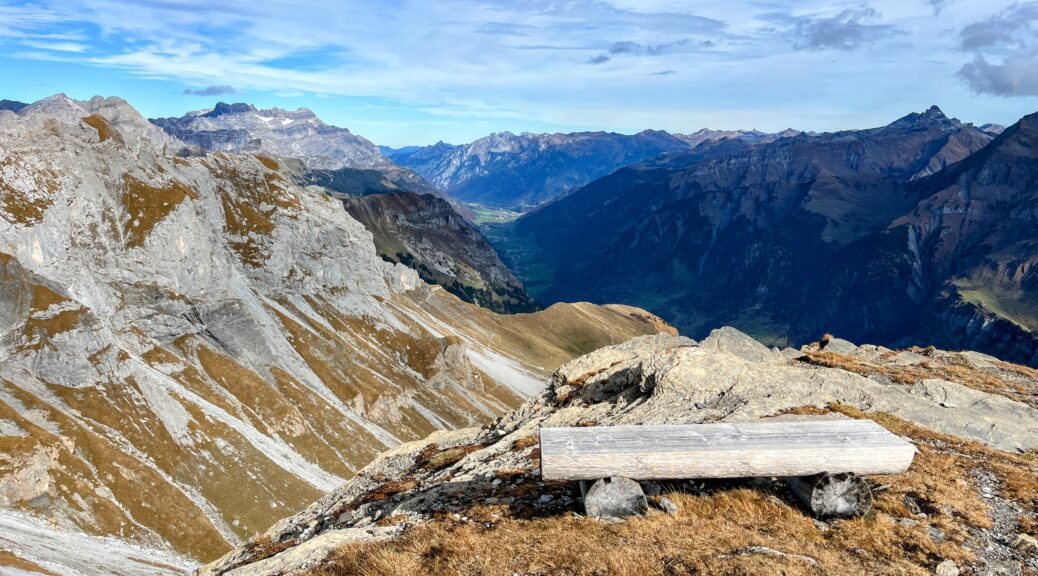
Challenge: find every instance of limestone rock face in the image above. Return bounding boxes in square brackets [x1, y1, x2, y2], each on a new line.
[0, 95, 669, 571]
[202, 328, 1037, 576]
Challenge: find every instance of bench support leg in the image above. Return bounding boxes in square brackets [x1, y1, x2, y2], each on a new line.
[785, 472, 873, 518]
[583, 476, 647, 520]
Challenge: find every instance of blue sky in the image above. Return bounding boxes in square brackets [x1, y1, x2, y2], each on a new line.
[1, 0, 1037, 146]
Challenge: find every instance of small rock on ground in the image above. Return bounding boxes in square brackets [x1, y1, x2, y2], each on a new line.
[656, 496, 679, 514]
[1011, 534, 1037, 553]
[935, 559, 959, 576]
[584, 477, 647, 520]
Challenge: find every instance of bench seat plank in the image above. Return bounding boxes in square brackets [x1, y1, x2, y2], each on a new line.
[539, 420, 916, 481]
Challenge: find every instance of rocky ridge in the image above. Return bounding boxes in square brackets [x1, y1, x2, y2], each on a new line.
[150, 103, 516, 310]
[200, 327, 1038, 576]
[151, 103, 437, 195]
[342, 192, 536, 314]
[0, 96, 668, 573]
[673, 127, 803, 148]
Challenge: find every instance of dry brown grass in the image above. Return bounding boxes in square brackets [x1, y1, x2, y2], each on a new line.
[255, 154, 280, 171]
[414, 443, 486, 473]
[121, 173, 198, 248]
[249, 535, 299, 562]
[302, 407, 1037, 576]
[354, 479, 419, 506]
[81, 114, 123, 144]
[311, 487, 969, 576]
[788, 405, 1038, 534]
[800, 349, 1037, 408]
[512, 434, 540, 451]
[0, 153, 59, 225]
[1, 379, 232, 561]
[0, 550, 59, 576]
[212, 158, 298, 267]
[20, 284, 86, 351]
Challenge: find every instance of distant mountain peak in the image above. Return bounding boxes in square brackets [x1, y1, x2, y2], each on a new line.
[923, 104, 946, 119]
[887, 105, 960, 131]
[999, 112, 1038, 154]
[395, 129, 695, 209]
[149, 100, 441, 194]
[16, 94, 176, 152]
[979, 123, 1006, 137]
[20, 93, 83, 115]
[203, 102, 259, 117]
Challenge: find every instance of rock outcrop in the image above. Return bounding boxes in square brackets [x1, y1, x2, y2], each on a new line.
[0, 95, 669, 572]
[201, 327, 1038, 576]
[343, 192, 536, 313]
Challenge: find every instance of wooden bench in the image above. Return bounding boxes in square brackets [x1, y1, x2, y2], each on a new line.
[539, 420, 916, 518]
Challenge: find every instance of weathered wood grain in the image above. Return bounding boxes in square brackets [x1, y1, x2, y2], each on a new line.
[785, 472, 874, 517]
[539, 420, 916, 481]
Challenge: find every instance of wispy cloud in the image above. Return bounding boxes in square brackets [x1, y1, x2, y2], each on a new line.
[959, 53, 1038, 96]
[20, 40, 88, 52]
[183, 84, 236, 96]
[956, 2, 1038, 96]
[958, 3, 1038, 50]
[587, 39, 699, 64]
[763, 5, 903, 51]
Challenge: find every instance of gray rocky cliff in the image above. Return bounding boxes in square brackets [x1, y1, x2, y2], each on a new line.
[0, 95, 668, 573]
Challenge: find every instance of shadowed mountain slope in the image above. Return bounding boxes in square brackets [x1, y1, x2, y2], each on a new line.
[492, 107, 1038, 364]
[343, 192, 536, 314]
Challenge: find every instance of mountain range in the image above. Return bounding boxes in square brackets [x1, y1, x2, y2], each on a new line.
[151, 103, 534, 309]
[0, 95, 668, 570]
[151, 102, 434, 193]
[491, 106, 1038, 366]
[384, 129, 796, 210]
